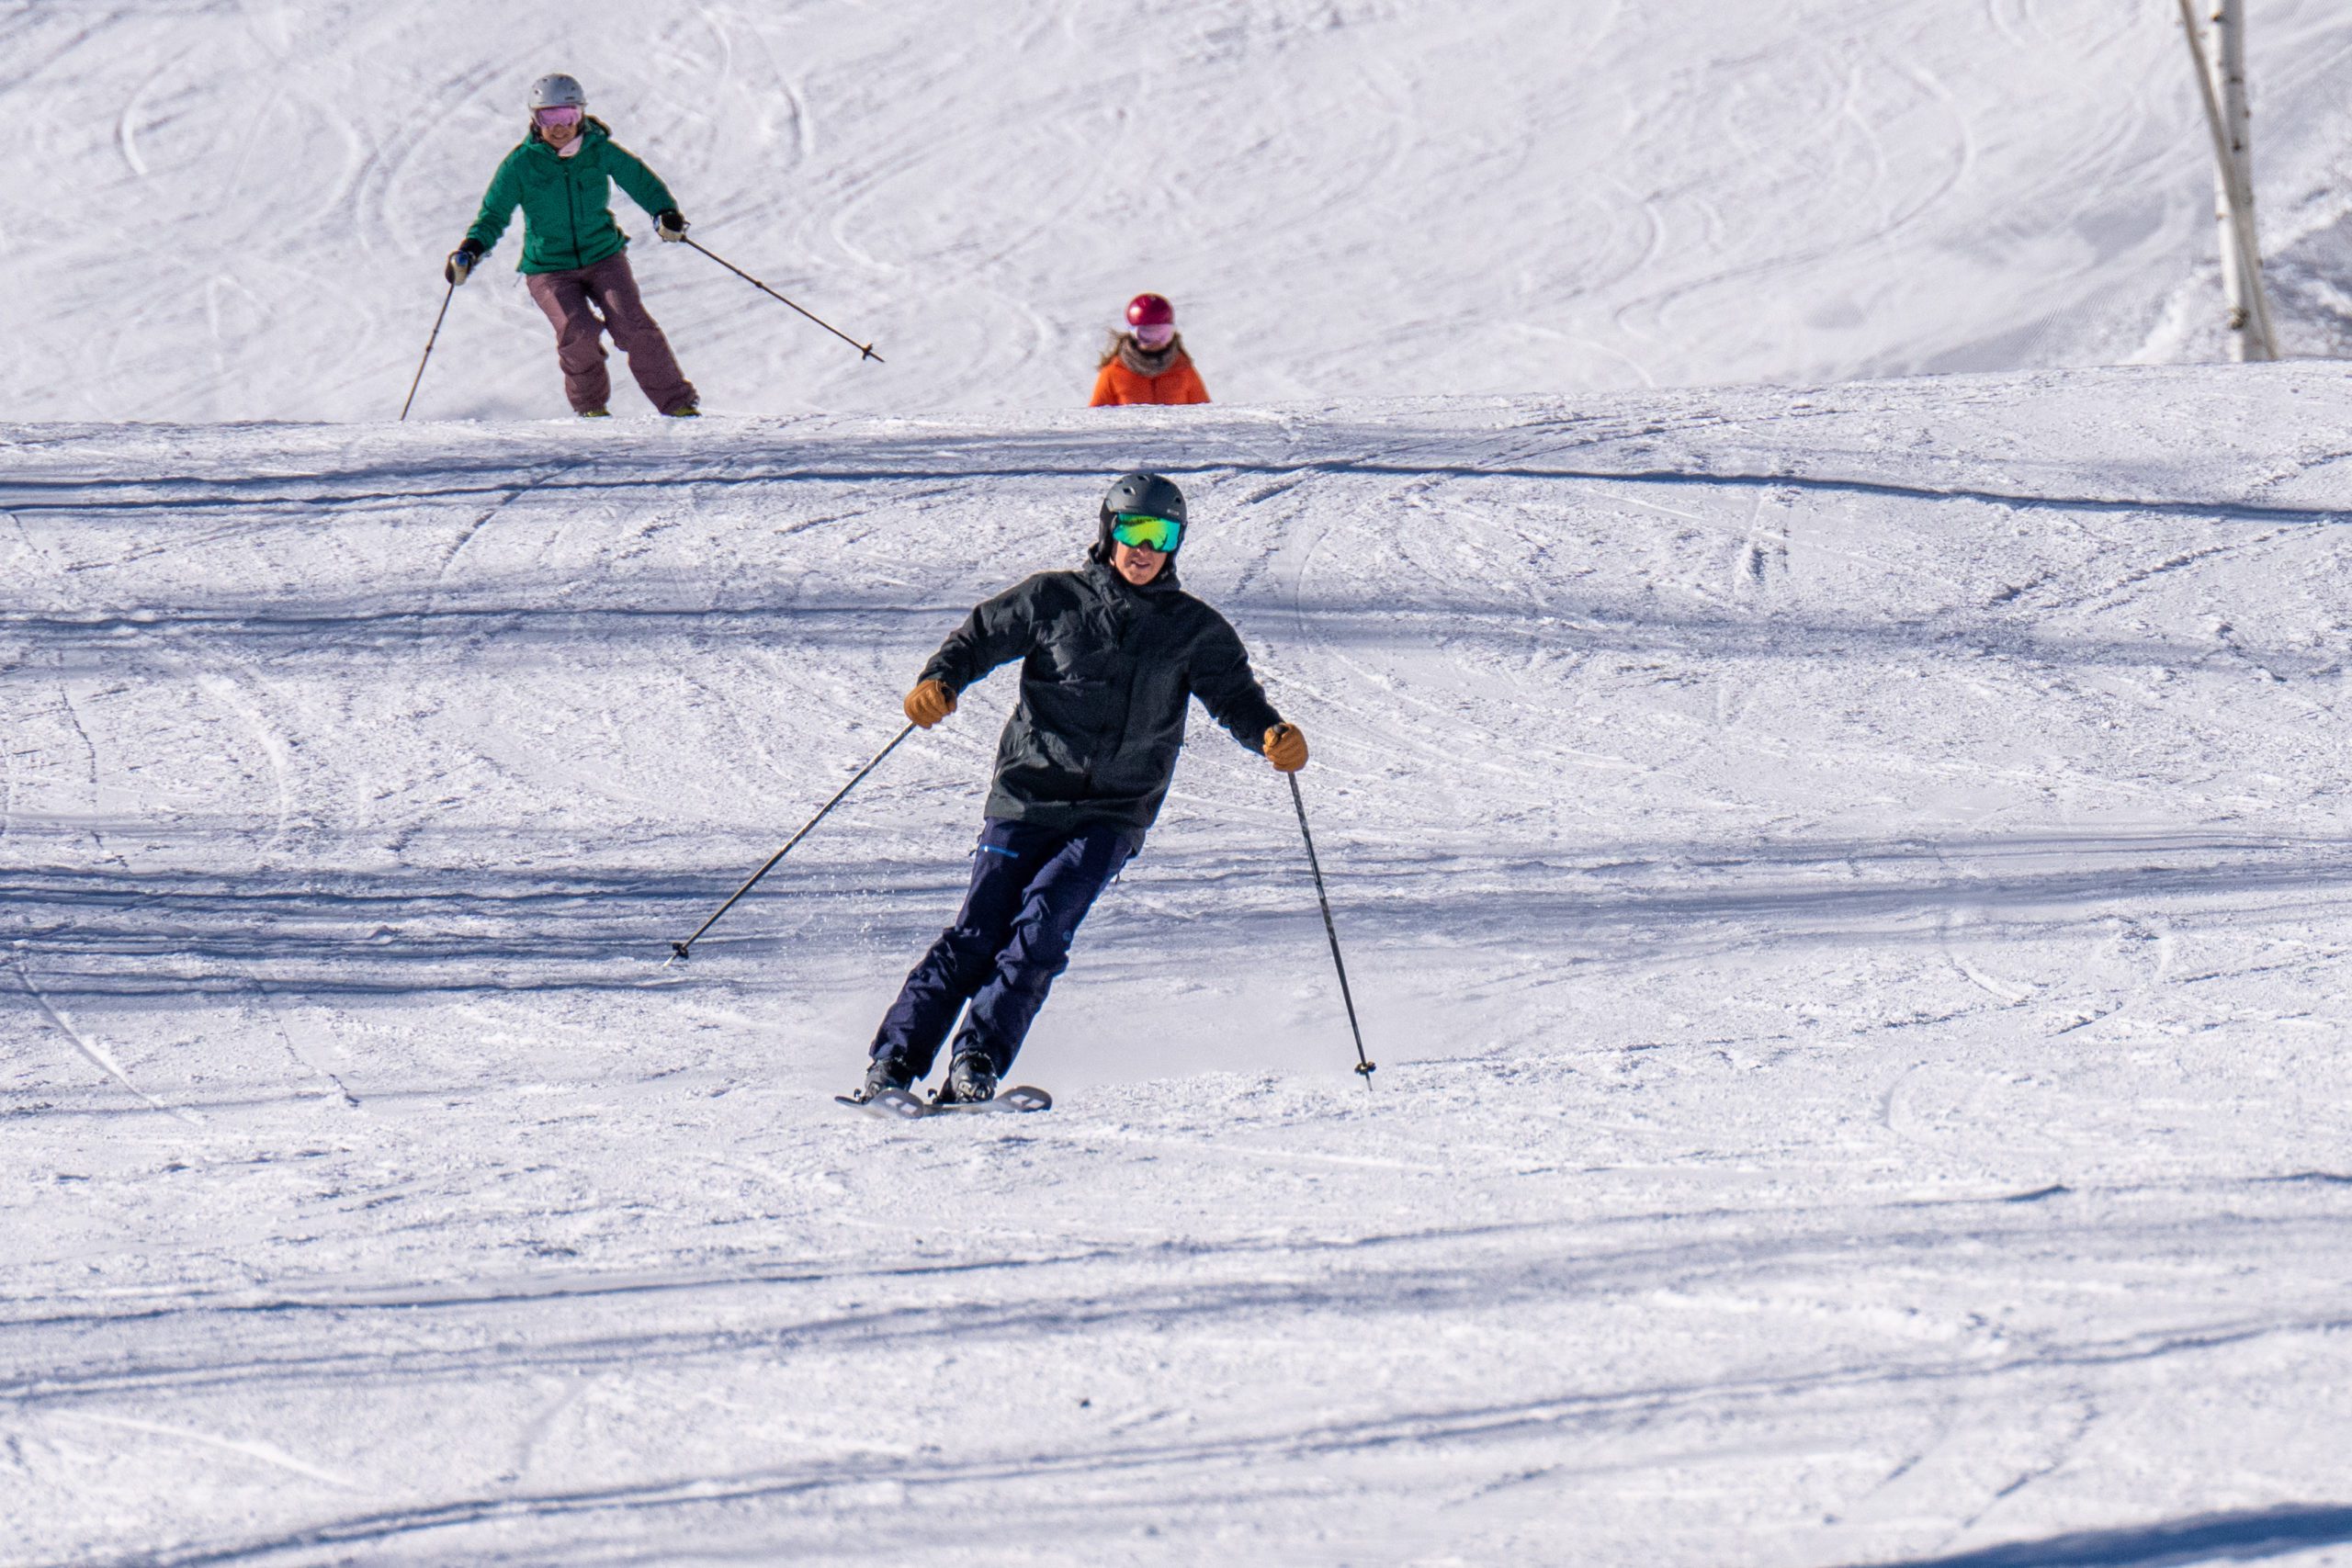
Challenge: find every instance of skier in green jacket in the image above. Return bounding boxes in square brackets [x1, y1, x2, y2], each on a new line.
[445, 73, 700, 418]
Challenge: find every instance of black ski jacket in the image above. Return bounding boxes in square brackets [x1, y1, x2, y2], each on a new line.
[920, 551, 1283, 835]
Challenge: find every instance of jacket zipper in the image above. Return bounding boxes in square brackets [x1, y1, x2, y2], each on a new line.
[566, 150, 582, 267]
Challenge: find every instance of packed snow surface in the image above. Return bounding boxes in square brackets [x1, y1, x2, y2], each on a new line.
[7, 0, 2352, 425]
[11, 0, 2352, 1561]
[6, 366, 2352, 1563]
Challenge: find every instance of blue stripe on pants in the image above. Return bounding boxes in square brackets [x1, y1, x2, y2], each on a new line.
[870, 818, 1141, 1077]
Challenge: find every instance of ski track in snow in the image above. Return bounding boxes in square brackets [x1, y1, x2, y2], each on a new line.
[9, 5, 2352, 1559]
[4, 370, 2352, 1562]
[7, 2, 2352, 424]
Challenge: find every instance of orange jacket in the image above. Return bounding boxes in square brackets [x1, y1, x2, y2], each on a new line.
[1090, 353, 1210, 407]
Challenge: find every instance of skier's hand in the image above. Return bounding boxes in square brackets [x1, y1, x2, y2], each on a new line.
[1263, 723, 1308, 773]
[655, 209, 689, 243]
[444, 242, 481, 285]
[904, 680, 956, 728]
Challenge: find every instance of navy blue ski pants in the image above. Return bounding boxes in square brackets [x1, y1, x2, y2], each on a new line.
[871, 818, 1141, 1077]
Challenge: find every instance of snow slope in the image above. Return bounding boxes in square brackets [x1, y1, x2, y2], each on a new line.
[6, 0, 2352, 424]
[7, 367, 2352, 1563]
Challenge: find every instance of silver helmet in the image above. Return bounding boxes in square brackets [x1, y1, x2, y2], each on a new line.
[526, 73, 587, 112]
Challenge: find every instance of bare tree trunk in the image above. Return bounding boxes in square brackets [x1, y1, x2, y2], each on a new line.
[2178, 0, 2279, 360]
[2210, 1, 2264, 359]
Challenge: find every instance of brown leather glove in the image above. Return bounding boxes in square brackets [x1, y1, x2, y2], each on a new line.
[903, 679, 956, 728]
[1263, 723, 1308, 773]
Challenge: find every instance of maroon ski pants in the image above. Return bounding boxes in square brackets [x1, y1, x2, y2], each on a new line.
[524, 251, 698, 415]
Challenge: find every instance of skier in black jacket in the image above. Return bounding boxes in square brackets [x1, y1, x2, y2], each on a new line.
[860, 473, 1309, 1104]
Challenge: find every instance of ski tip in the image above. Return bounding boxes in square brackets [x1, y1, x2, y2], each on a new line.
[848, 1088, 927, 1120]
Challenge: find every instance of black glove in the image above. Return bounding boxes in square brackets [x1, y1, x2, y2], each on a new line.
[444, 240, 482, 285]
[655, 209, 688, 243]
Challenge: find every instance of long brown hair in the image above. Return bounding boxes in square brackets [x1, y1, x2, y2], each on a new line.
[526, 112, 610, 144]
[1098, 330, 1184, 369]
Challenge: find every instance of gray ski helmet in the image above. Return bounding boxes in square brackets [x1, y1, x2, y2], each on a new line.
[1099, 472, 1187, 549]
[527, 73, 588, 112]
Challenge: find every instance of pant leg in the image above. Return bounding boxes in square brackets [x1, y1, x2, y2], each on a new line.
[525, 267, 613, 413]
[582, 252, 699, 414]
[951, 825, 1140, 1076]
[870, 821, 1065, 1077]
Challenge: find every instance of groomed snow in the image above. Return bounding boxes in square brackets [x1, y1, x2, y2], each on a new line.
[7, 0, 2352, 426]
[6, 366, 2352, 1563]
[11, 0, 2352, 1561]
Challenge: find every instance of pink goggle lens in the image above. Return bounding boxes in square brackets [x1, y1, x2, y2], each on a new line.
[1133, 322, 1176, 349]
[535, 106, 583, 128]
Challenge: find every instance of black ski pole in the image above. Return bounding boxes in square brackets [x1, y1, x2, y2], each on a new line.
[399, 279, 457, 422]
[1288, 772, 1376, 1090]
[666, 721, 917, 964]
[681, 236, 884, 363]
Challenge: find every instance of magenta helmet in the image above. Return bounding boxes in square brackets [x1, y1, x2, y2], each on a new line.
[1125, 293, 1175, 328]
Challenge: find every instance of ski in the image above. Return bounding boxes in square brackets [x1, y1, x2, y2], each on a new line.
[837, 1087, 929, 1120]
[834, 1085, 1053, 1120]
[932, 1083, 1053, 1115]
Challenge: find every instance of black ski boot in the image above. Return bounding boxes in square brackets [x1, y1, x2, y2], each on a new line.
[942, 1053, 998, 1105]
[855, 1055, 911, 1104]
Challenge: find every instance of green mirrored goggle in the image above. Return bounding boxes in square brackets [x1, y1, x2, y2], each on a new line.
[1111, 513, 1182, 552]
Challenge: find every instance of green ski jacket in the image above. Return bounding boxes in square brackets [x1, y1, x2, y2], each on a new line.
[465, 118, 677, 275]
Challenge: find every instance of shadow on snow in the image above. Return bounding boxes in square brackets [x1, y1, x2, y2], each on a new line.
[1833, 1503, 2352, 1567]
[2, 829, 2350, 1000]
